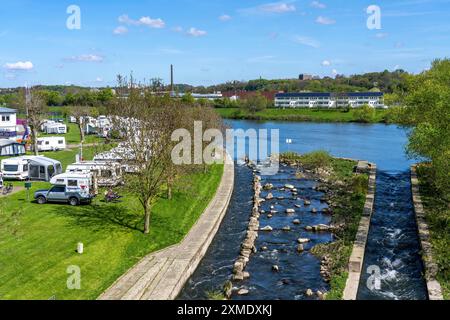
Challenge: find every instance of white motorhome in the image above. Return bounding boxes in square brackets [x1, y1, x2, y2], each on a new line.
[36, 137, 66, 152]
[50, 172, 92, 196]
[65, 161, 123, 187]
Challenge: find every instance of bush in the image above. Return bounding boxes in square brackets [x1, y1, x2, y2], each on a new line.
[353, 105, 376, 123]
[300, 150, 332, 169]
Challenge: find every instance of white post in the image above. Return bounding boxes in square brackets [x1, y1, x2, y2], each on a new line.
[77, 242, 84, 254]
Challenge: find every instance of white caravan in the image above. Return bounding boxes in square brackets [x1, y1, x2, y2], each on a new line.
[0, 157, 30, 180]
[50, 172, 92, 196]
[36, 137, 66, 152]
[65, 161, 123, 187]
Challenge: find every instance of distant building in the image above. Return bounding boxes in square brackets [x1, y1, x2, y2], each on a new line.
[222, 90, 278, 102]
[0, 107, 17, 139]
[299, 74, 313, 81]
[274, 92, 386, 109]
[171, 92, 223, 101]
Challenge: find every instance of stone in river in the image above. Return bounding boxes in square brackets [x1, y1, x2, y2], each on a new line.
[295, 204, 302, 208]
[266, 193, 274, 200]
[297, 244, 305, 252]
[292, 219, 301, 225]
[285, 184, 295, 190]
[237, 288, 249, 296]
[305, 289, 314, 297]
[311, 208, 318, 213]
[298, 238, 311, 244]
[304, 200, 311, 206]
[282, 226, 291, 232]
[286, 208, 295, 214]
[261, 226, 273, 232]
[272, 265, 280, 272]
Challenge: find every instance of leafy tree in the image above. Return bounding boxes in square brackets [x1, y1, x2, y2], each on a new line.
[353, 104, 376, 123]
[242, 93, 269, 114]
[401, 59, 450, 198]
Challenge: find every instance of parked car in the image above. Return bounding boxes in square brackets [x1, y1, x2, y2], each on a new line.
[34, 185, 94, 206]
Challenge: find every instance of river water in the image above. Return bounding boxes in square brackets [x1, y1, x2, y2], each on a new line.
[179, 121, 427, 300]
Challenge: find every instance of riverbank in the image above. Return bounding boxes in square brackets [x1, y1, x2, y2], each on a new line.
[414, 164, 449, 299]
[99, 154, 234, 300]
[216, 107, 392, 123]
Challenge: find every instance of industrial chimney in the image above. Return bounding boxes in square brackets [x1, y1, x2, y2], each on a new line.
[170, 64, 174, 95]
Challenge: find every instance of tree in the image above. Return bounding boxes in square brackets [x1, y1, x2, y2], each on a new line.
[110, 76, 184, 234]
[25, 88, 48, 155]
[401, 59, 450, 198]
[353, 104, 376, 123]
[242, 93, 269, 114]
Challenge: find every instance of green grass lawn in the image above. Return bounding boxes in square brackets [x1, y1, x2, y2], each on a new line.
[416, 164, 450, 299]
[215, 107, 390, 123]
[0, 164, 224, 300]
[40, 123, 102, 145]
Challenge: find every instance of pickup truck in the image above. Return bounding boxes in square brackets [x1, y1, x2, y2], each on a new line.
[34, 185, 93, 206]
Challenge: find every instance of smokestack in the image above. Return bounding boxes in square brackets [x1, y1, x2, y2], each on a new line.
[170, 64, 174, 93]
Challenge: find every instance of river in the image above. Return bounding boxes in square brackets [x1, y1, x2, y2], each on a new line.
[178, 120, 427, 300]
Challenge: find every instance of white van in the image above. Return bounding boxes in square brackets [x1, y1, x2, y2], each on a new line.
[36, 137, 66, 152]
[0, 157, 30, 180]
[50, 173, 92, 196]
[65, 161, 123, 187]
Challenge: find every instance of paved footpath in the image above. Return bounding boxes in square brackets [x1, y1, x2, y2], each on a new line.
[98, 153, 234, 300]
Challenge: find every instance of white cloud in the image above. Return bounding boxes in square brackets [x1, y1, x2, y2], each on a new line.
[4, 61, 34, 70]
[240, 2, 296, 14]
[260, 2, 296, 13]
[95, 77, 103, 82]
[219, 14, 232, 21]
[310, 1, 326, 9]
[332, 69, 338, 76]
[321, 60, 331, 66]
[186, 27, 207, 37]
[139, 17, 165, 28]
[294, 36, 320, 48]
[113, 26, 128, 35]
[66, 54, 104, 62]
[316, 16, 336, 25]
[118, 14, 165, 28]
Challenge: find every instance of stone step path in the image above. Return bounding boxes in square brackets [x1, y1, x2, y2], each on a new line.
[98, 153, 234, 300]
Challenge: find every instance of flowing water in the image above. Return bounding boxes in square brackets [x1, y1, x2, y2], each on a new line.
[179, 121, 428, 300]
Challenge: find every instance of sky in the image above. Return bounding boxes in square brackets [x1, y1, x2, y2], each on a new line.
[0, 0, 449, 88]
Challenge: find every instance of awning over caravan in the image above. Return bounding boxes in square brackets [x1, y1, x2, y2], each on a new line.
[0, 139, 26, 156]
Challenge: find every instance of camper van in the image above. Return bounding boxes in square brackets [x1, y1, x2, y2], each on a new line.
[36, 137, 66, 152]
[0, 156, 62, 181]
[66, 161, 123, 187]
[50, 172, 92, 196]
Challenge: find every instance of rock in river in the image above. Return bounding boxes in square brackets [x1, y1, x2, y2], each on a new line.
[237, 288, 249, 296]
[285, 184, 295, 190]
[292, 219, 301, 225]
[286, 208, 295, 214]
[298, 238, 311, 244]
[261, 226, 273, 232]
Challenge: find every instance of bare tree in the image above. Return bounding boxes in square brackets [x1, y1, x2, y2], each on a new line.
[26, 88, 48, 156]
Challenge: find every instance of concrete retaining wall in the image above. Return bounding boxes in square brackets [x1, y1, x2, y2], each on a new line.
[343, 163, 377, 300]
[98, 152, 234, 300]
[410, 165, 444, 300]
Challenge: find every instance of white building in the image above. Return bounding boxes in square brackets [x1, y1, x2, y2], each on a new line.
[274, 92, 386, 109]
[0, 107, 17, 139]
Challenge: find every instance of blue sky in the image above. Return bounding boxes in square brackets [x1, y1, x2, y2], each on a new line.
[1, 0, 449, 87]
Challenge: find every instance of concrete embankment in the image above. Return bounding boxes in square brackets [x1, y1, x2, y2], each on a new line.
[343, 162, 377, 300]
[98, 153, 234, 300]
[410, 165, 444, 300]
